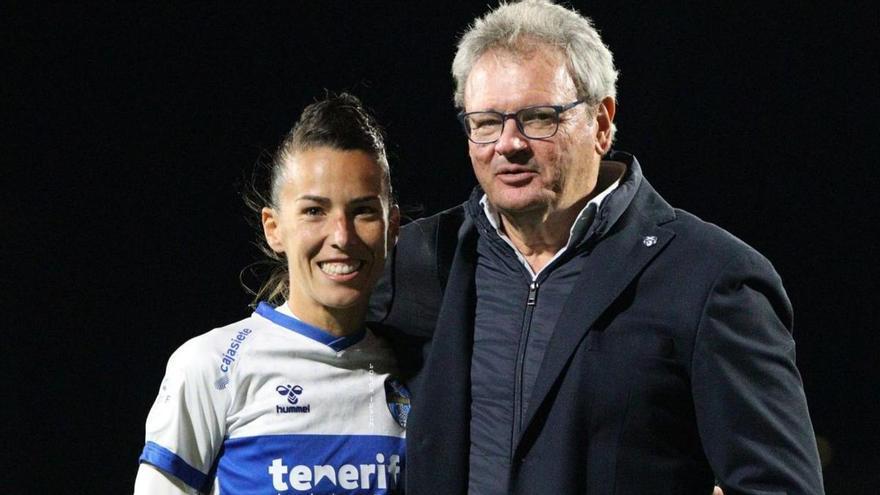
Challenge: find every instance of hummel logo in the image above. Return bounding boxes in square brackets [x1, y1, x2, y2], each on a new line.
[276, 384, 303, 404]
[275, 383, 310, 414]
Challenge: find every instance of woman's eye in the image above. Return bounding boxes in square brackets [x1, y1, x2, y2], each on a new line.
[354, 206, 380, 217]
[303, 206, 324, 216]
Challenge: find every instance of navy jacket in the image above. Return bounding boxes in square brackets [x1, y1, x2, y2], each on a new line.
[369, 153, 824, 494]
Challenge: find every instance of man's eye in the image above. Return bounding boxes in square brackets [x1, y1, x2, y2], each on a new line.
[468, 114, 502, 129]
[520, 108, 556, 124]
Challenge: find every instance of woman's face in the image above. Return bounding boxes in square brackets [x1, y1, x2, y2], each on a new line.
[261, 147, 398, 331]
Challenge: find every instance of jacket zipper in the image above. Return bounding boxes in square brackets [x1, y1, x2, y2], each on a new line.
[512, 280, 539, 454]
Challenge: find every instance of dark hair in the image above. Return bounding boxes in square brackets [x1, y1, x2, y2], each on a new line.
[243, 92, 393, 305]
[269, 92, 392, 208]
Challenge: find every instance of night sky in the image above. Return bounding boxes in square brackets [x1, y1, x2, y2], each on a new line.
[5, 3, 877, 493]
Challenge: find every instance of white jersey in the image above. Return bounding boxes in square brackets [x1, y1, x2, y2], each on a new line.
[137, 302, 409, 494]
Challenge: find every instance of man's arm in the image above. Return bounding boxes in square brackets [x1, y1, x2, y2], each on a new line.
[368, 207, 467, 382]
[691, 249, 823, 494]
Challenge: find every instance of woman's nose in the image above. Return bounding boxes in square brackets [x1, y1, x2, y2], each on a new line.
[330, 213, 356, 248]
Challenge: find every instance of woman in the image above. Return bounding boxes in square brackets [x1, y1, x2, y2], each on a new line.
[134, 93, 406, 494]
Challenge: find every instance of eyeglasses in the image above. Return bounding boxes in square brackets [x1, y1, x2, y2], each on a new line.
[457, 100, 586, 144]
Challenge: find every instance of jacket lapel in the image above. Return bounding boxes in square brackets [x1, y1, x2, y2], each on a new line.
[514, 185, 675, 452]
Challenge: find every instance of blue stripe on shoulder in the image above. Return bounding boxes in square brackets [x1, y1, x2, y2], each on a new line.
[254, 302, 366, 351]
[139, 441, 209, 492]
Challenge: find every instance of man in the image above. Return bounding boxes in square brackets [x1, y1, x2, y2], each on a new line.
[370, 1, 824, 493]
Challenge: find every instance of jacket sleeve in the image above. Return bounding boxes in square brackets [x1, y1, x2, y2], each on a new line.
[368, 215, 445, 335]
[368, 207, 466, 383]
[691, 249, 824, 495]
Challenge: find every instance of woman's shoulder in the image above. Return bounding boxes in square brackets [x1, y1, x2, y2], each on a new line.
[165, 312, 265, 377]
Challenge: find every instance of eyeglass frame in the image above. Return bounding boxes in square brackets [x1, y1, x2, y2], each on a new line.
[456, 99, 587, 144]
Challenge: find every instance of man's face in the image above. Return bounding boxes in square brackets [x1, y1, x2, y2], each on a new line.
[261, 147, 398, 325]
[463, 47, 612, 218]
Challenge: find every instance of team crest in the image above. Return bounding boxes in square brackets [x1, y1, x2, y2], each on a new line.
[384, 377, 411, 428]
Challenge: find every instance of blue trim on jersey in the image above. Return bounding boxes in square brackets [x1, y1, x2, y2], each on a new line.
[139, 441, 209, 492]
[255, 302, 366, 351]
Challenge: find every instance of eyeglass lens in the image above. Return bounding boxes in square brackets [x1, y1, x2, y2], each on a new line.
[464, 106, 559, 142]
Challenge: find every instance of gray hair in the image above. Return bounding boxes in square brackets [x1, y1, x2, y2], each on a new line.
[452, 0, 619, 140]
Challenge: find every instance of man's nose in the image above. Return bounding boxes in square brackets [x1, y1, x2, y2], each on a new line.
[494, 119, 529, 157]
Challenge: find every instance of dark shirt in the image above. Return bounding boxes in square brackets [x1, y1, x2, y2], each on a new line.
[467, 196, 607, 494]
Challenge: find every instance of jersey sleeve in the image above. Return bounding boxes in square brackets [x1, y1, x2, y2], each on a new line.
[134, 463, 199, 495]
[138, 336, 230, 493]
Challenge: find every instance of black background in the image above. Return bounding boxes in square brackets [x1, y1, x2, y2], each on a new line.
[4, 3, 877, 493]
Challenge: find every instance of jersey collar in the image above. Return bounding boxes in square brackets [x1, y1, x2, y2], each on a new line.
[254, 302, 367, 352]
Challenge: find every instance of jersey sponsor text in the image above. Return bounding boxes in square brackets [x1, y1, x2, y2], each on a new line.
[219, 328, 252, 372]
[268, 453, 401, 492]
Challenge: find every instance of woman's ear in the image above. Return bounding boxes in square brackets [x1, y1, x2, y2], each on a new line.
[262, 207, 285, 253]
[388, 205, 401, 246]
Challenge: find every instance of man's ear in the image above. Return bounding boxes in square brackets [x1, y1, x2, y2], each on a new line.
[261, 207, 285, 253]
[594, 96, 616, 154]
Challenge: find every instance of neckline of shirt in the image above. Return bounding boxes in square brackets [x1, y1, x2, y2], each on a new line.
[254, 302, 367, 352]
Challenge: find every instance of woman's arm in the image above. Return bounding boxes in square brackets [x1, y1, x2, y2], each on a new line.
[134, 463, 198, 495]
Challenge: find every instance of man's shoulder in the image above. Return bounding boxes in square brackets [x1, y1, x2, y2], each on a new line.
[396, 202, 469, 264]
[399, 203, 467, 237]
[626, 177, 760, 260]
[660, 206, 776, 273]
[619, 178, 783, 298]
